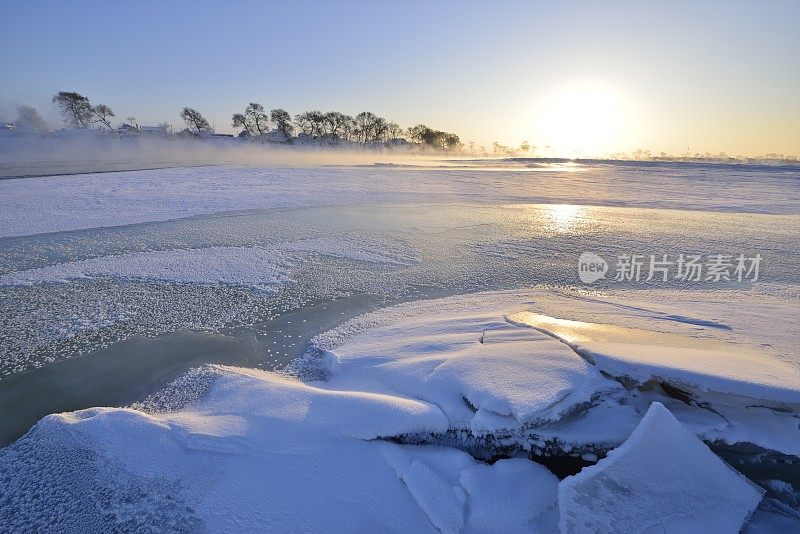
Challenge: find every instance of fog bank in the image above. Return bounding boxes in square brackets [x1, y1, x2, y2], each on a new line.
[0, 136, 443, 178]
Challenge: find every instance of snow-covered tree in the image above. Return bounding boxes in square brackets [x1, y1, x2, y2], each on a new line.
[15, 105, 48, 132]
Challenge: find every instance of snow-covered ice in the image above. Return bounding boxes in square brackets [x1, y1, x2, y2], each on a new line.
[310, 289, 800, 454]
[0, 237, 410, 289]
[558, 402, 764, 533]
[322, 297, 620, 432]
[0, 365, 558, 532]
[0, 147, 798, 534]
[1, 161, 798, 238]
[0, 246, 292, 290]
[509, 311, 800, 405]
[2, 287, 799, 531]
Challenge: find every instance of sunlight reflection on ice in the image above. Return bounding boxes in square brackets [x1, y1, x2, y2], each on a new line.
[544, 204, 583, 232]
[508, 311, 725, 349]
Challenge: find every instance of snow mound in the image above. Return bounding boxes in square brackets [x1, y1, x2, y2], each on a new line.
[0, 365, 557, 532]
[306, 290, 800, 458]
[558, 402, 764, 533]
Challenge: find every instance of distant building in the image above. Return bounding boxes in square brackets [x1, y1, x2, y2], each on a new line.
[118, 123, 172, 136]
[117, 123, 139, 135]
[0, 121, 16, 136]
[140, 124, 172, 135]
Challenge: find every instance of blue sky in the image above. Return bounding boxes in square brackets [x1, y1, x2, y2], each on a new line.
[1, 0, 798, 156]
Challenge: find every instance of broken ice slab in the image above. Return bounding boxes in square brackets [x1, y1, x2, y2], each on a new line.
[510, 311, 800, 406]
[558, 402, 764, 533]
[322, 300, 622, 432]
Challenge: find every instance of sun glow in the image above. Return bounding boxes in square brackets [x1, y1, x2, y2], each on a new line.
[534, 83, 633, 157]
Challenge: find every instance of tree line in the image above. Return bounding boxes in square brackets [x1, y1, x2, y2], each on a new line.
[48, 91, 461, 150]
[227, 102, 461, 149]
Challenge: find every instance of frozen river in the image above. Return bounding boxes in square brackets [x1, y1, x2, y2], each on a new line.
[0, 159, 799, 531]
[0, 161, 798, 445]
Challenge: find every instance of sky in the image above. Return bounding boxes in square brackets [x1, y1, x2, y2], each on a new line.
[1, 0, 798, 157]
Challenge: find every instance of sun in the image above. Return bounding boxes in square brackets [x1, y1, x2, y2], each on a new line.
[534, 83, 631, 157]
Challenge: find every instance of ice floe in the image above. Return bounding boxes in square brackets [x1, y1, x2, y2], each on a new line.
[310, 289, 800, 455]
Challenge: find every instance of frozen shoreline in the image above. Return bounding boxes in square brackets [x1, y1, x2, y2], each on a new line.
[2, 288, 798, 531]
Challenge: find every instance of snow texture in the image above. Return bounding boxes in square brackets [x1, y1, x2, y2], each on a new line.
[0, 365, 557, 532]
[0, 237, 409, 289]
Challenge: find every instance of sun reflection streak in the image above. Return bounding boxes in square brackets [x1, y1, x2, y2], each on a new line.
[545, 204, 582, 232]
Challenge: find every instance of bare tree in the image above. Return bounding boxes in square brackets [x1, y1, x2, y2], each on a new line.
[52, 91, 94, 128]
[295, 111, 325, 137]
[232, 113, 251, 135]
[233, 103, 270, 137]
[354, 111, 380, 143]
[15, 105, 49, 132]
[340, 115, 356, 141]
[180, 107, 212, 133]
[407, 124, 429, 143]
[372, 116, 388, 142]
[443, 133, 461, 150]
[93, 104, 115, 130]
[294, 113, 313, 136]
[407, 124, 460, 150]
[322, 112, 351, 139]
[270, 109, 294, 141]
[247, 103, 269, 135]
[385, 122, 403, 141]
